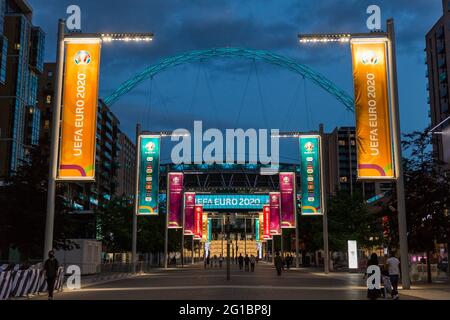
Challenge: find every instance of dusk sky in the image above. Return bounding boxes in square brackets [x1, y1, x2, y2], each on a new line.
[29, 0, 441, 163]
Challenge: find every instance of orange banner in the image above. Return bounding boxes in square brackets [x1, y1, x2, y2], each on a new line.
[58, 39, 102, 180]
[351, 39, 395, 179]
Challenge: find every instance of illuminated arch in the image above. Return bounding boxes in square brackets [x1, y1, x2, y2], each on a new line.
[103, 47, 354, 112]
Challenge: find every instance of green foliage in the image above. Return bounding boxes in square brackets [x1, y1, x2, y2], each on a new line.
[95, 197, 167, 254]
[298, 191, 383, 252]
[0, 148, 76, 261]
[384, 131, 450, 253]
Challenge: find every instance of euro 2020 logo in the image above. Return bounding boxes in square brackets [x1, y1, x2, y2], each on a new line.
[74, 51, 91, 65]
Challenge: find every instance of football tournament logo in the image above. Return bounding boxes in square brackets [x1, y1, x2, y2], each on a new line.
[361, 50, 379, 65]
[74, 50, 91, 65]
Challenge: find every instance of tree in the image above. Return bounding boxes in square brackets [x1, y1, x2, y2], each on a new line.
[297, 191, 384, 258]
[384, 131, 450, 283]
[0, 147, 76, 262]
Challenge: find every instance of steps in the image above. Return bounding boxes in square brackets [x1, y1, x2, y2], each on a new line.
[202, 239, 259, 258]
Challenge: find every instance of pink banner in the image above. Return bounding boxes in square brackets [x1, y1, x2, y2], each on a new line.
[280, 172, 296, 228]
[168, 173, 184, 229]
[269, 192, 281, 235]
[184, 192, 196, 235]
[263, 205, 271, 240]
[194, 205, 203, 240]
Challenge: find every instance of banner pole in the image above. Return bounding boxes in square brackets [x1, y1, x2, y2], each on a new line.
[192, 235, 194, 265]
[44, 19, 65, 261]
[164, 170, 169, 269]
[226, 214, 231, 280]
[132, 124, 141, 272]
[320, 124, 330, 274]
[387, 18, 410, 289]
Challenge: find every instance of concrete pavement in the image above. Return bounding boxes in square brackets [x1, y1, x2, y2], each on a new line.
[33, 262, 427, 300]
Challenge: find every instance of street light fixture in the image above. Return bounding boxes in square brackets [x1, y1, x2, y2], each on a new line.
[297, 19, 411, 289]
[100, 33, 154, 43]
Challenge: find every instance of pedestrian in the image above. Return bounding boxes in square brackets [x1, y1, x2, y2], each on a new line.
[286, 254, 291, 270]
[206, 254, 210, 268]
[244, 254, 250, 272]
[386, 251, 401, 300]
[274, 252, 283, 276]
[219, 254, 224, 268]
[213, 255, 218, 267]
[366, 253, 381, 300]
[43, 250, 59, 300]
[238, 254, 244, 270]
[250, 255, 256, 272]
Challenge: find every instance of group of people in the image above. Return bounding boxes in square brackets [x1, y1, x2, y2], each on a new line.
[204, 254, 224, 268]
[237, 254, 257, 272]
[366, 252, 401, 300]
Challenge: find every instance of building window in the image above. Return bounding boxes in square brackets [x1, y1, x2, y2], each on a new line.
[46, 95, 52, 104]
[338, 140, 346, 146]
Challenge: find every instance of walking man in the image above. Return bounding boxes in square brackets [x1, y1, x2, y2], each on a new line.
[43, 250, 59, 300]
[274, 252, 283, 276]
[219, 254, 224, 268]
[238, 254, 244, 270]
[244, 254, 250, 272]
[250, 255, 256, 272]
[386, 251, 401, 300]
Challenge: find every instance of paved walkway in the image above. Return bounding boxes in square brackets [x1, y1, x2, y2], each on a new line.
[32, 262, 432, 300]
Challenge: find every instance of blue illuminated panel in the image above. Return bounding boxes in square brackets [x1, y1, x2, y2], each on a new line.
[195, 194, 269, 210]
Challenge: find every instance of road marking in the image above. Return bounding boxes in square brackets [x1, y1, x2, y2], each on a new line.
[65, 285, 368, 293]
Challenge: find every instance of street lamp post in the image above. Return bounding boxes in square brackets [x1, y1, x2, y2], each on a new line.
[43, 20, 154, 261]
[132, 124, 141, 272]
[226, 214, 231, 280]
[44, 19, 66, 260]
[297, 18, 411, 288]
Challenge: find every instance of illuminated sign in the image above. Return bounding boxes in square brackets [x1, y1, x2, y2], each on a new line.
[168, 173, 184, 228]
[194, 205, 203, 240]
[58, 39, 101, 180]
[184, 193, 196, 236]
[279, 172, 296, 228]
[351, 39, 395, 179]
[269, 192, 281, 236]
[348, 240, 358, 269]
[300, 136, 324, 215]
[195, 194, 269, 210]
[136, 135, 160, 215]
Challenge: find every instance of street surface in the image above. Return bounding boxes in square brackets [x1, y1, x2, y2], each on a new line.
[32, 261, 428, 300]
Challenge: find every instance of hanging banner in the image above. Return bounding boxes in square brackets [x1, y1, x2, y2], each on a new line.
[263, 205, 271, 240]
[351, 39, 395, 179]
[168, 173, 184, 228]
[255, 217, 260, 242]
[194, 205, 203, 240]
[279, 172, 296, 228]
[269, 192, 281, 236]
[202, 211, 209, 242]
[300, 136, 324, 215]
[207, 218, 212, 242]
[58, 39, 102, 180]
[259, 212, 264, 242]
[136, 135, 160, 215]
[184, 192, 196, 236]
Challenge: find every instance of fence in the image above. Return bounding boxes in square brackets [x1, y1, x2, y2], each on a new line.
[0, 266, 64, 300]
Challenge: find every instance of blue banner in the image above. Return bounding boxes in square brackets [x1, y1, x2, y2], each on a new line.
[195, 194, 269, 210]
[300, 136, 324, 215]
[136, 135, 160, 215]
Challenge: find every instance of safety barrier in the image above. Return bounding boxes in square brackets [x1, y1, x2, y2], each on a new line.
[0, 266, 64, 300]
